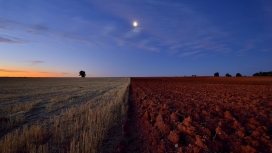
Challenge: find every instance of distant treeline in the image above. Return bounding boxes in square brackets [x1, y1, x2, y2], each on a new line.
[213, 71, 272, 77]
[253, 71, 272, 76]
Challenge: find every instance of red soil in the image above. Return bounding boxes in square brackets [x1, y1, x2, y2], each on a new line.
[116, 77, 272, 153]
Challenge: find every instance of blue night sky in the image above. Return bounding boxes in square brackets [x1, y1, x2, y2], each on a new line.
[0, 0, 272, 77]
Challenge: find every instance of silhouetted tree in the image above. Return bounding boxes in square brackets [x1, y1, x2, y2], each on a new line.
[226, 73, 232, 77]
[253, 71, 272, 76]
[79, 70, 86, 78]
[214, 72, 219, 77]
[236, 73, 242, 77]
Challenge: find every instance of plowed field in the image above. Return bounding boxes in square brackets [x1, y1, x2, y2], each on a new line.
[118, 77, 272, 153]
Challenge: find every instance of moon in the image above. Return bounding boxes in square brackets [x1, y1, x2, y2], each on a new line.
[133, 21, 138, 27]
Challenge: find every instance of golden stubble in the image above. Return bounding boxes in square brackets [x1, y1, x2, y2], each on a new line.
[0, 77, 130, 153]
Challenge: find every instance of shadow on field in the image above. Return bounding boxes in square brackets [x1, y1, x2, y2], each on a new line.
[102, 84, 140, 153]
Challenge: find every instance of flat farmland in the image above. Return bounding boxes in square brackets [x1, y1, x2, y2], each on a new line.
[0, 78, 130, 153]
[120, 77, 272, 153]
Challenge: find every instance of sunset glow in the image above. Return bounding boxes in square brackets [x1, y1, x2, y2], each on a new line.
[0, 69, 68, 77]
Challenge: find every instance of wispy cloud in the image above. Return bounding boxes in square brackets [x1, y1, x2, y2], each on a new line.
[28, 24, 50, 34]
[0, 17, 49, 43]
[236, 44, 254, 57]
[27, 60, 45, 65]
[56, 32, 93, 46]
[0, 35, 26, 44]
[0, 17, 49, 34]
[0, 17, 92, 46]
[96, 0, 271, 58]
[0, 17, 18, 30]
[0, 1, 230, 55]
[2, 0, 270, 60]
[0, 36, 20, 44]
[261, 1, 272, 36]
[89, 0, 230, 55]
[261, 49, 270, 52]
[179, 50, 202, 57]
[194, 54, 206, 58]
[0, 69, 27, 73]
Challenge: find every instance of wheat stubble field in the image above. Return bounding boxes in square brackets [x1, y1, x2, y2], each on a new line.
[0, 78, 130, 153]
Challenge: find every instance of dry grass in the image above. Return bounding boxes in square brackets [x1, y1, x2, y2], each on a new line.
[9, 99, 42, 114]
[0, 77, 130, 153]
[0, 99, 43, 133]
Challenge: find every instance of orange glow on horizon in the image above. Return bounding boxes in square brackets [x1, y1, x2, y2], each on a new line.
[0, 70, 71, 77]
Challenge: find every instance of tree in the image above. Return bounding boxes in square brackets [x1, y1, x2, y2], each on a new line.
[79, 70, 86, 78]
[236, 73, 242, 77]
[214, 72, 219, 77]
[226, 73, 232, 77]
[253, 71, 272, 76]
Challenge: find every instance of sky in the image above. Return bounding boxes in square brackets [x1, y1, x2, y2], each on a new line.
[0, 0, 272, 77]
